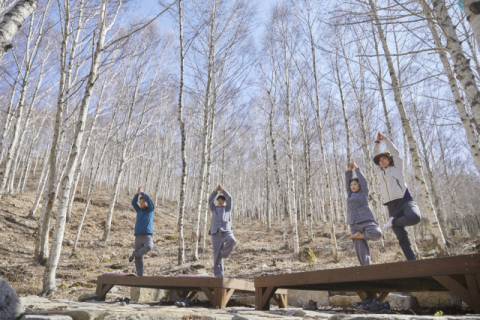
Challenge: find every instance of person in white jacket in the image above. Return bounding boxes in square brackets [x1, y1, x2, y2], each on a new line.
[374, 132, 421, 260]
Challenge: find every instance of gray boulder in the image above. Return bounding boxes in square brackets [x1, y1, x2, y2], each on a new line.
[78, 293, 98, 302]
[0, 277, 24, 320]
[21, 316, 72, 320]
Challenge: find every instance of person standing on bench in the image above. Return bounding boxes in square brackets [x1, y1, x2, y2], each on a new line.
[374, 132, 421, 260]
[346, 160, 383, 266]
[209, 184, 236, 278]
[129, 186, 155, 276]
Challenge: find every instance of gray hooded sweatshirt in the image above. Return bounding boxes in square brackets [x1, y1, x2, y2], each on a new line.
[208, 189, 233, 235]
[345, 168, 376, 225]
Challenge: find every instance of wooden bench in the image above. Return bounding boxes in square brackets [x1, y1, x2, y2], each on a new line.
[96, 275, 287, 309]
[254, 254, 480, 313]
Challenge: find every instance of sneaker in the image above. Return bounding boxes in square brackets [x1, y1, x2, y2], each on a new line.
[179, 297, 192, 307]
[175, 297, 186, 307]
[382, 217, 394, 230]
[359, 299, 391, 314]
[351, 297, 372, 308]
[128, 255, 134, 263]
[302, 300, 318, 310]
[123, 297, 130, 305]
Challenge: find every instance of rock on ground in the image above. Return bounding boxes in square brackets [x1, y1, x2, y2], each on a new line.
[78, 294, 98, 302]
[387, 293, 417, 310]
[21, 316, 73, 320]
[411, 292, 462, 308]
[0, 277, 25, 320]
[130, 287, 165, 303]
[287, 290, 329, 307]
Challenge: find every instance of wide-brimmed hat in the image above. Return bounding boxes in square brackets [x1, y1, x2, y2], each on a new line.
[374, 151, 393, 166]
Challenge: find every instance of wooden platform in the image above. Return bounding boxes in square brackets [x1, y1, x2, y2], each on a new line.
[96, 275, 287, 309]
[254, 254, 480, 313]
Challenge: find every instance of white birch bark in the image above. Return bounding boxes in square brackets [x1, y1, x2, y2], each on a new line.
[427, 0, 480, 132]
[177, 0, 186, 265]
[0, 0, 37, 61]
[418, 0, 480, 173]
[369, 0, 448, 256]
[42, 0, 120, 295]
[463, 0, 480, 53]
[191, 6, 215, 260]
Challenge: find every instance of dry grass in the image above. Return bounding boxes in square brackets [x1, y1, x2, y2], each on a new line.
[0, 180, 478, 301]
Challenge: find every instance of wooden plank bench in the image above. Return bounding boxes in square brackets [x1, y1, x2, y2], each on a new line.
[95, 275, 287, 309]
[254, 254, 480, 313]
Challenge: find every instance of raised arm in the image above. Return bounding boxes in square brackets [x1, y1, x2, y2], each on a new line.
[132, 194, 140, 213]
[140, 192, 154, 211]
[345, 170, 353, 197]
[208, 190, 217, 212]
[384, 137, 403, 170]
[374, 140, 380, 159]
[222, 189, 232, 212]
[355, 167, 369, 195]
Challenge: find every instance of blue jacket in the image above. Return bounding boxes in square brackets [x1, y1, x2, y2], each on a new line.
[132, 192, 155, 236]
[346, 168, 375, 225]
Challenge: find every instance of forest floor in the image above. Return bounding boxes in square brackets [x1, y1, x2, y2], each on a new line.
[0, 184, 479, 304]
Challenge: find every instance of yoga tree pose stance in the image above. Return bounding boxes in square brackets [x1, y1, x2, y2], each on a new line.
[129, 186, 155, 276]
[208, 184, 236, 277]
[374, 132, 421, 260]
[346, 160, 383, 266]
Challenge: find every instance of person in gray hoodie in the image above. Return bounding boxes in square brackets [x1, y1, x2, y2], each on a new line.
[208, 184, 236, 277]
[346, 160, 383, 266]
[374, 132, 421, 260]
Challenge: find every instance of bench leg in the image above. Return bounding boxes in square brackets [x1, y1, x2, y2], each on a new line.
[465, 274, 480, 314]
[434, 275, 473, 311]
[174, 290, 195, 300]
[213, 288, 227, 309]
[357, 292, 367, 301]
[95, 284, 113, 301]
[272, 293, 287, 308]
[255, 286, 276, 311]
[378, 292, 390, 303]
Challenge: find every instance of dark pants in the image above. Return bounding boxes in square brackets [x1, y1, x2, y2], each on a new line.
[387, 198, 421, 261]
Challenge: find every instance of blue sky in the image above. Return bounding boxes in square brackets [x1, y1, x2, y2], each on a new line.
[135, 0, 280, 37]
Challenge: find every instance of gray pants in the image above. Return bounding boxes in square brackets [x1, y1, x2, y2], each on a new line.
[350, 220, 382, 266]
[212, 232, 236, 278]
[132, 234, 153, 276]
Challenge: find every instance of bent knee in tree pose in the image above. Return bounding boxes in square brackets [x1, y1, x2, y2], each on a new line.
[209, 184, 236, 278]
[374, 132, 421, 261]
[129, 186, 155, 276]
[346, 160, 382, 266]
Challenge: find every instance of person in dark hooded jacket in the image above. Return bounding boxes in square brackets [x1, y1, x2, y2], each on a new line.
[129, 186, 155, 276]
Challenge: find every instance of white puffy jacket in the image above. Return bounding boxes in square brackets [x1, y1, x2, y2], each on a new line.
[375, 138, 410, 204]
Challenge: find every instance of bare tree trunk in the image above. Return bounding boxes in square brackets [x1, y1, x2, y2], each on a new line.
[463, 0, 480, 53]
[418, 0, 480, 173]
[427, 0, 480, 132]
[369, 0, 448, 256]
[192, 8, 215, 260]
[177, 0, 186, 266]
[0, 0, 37, 61]
[42, 0, 119, 295]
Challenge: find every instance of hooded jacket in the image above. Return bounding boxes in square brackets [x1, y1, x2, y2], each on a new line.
[346, 168, 375, 224]
[132, 192, 155, 236]
[375, 138, 412, 205]
[208, 189, 233, 235]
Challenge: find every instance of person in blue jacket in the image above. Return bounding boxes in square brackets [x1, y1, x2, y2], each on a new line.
[129, 186, 155, 276]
